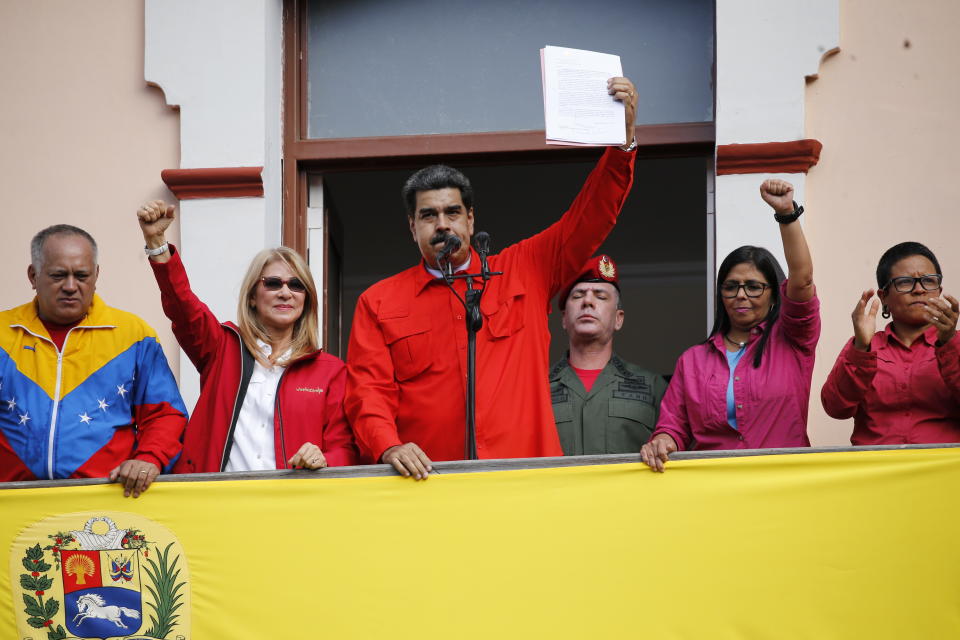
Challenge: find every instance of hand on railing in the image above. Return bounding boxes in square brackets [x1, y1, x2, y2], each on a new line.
[640, 434, 678, 473]
[382, 443, 433, 480]
[287, 442, 327, 470]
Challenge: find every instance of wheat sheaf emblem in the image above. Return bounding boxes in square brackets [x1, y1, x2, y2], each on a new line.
[64, 553, 96, 585]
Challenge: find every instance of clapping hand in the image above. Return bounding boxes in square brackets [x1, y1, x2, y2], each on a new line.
[852, 289, 880, 352]
[923, 295, 959, 346]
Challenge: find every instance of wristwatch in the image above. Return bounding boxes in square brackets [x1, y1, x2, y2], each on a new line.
[774, 201, 804, 224]
[620, 137, 638, 152]
[144, 242, 169, 256]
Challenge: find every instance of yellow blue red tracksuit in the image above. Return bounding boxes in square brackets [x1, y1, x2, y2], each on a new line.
[0, 295, 187, 481]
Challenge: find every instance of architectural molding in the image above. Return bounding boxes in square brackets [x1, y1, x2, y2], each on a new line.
[716, 139, 823, 175]
[160, 166, 264, 199]
[713, 0, 839, 275]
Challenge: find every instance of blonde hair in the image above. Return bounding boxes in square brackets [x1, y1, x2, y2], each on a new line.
[236, 247, 320, 367]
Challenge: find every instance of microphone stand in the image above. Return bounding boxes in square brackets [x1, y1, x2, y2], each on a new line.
[438, 232, 501, 460]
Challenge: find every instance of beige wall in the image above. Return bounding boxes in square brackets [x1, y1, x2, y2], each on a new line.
[0, 1, 181, 372]
[805, 0, 960, 444]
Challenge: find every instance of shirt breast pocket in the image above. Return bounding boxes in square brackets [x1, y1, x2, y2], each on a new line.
[380, 315, 432, 382]
[607, 398, 656, 449]
[552, 393, 576, 454]
[698, 373, 728, 430]
[552, 401, 573, 423]
[486, 294, 526, 340]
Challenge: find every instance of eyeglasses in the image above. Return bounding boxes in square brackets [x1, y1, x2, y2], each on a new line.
[260, 276, 307, 293]
[883, 274, 942, 293]
[720, 280, 770, 298]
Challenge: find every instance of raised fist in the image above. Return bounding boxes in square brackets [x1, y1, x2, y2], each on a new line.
[759, 179, 795, 215]
[137, 200, 176, 242]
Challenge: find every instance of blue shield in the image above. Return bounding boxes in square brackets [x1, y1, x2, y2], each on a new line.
[62, 550, 142, 639]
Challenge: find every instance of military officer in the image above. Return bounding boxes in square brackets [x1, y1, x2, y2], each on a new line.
[550, 255, 668, 455]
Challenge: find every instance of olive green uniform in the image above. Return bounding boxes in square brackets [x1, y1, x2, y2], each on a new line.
[549, 354, 668, 455]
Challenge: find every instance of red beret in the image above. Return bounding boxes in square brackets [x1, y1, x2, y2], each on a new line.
[558, 255, 619, 310]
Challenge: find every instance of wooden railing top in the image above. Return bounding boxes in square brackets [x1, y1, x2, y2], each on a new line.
[2, 443, 958, 491]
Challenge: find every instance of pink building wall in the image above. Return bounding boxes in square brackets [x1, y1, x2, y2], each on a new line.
[0, 0, 182, 373]
[805, 0, 960, 444]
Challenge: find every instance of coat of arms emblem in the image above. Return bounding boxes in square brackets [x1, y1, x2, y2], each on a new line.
[10, 512, 190, 640]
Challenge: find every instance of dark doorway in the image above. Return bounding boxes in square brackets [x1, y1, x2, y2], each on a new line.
[317, 154, 708, 377]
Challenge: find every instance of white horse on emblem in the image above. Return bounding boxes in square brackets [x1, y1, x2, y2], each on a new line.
[73, 593, 140, 629]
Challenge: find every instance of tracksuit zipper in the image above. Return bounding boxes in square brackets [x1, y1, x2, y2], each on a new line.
[12, 323, 113, 479]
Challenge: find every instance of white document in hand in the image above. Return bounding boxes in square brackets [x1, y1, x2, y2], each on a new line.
[541, 45, 625, 146]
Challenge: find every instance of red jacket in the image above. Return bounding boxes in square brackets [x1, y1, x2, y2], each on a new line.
[150, 247, 358, 472]
[346, 147, 636, 462]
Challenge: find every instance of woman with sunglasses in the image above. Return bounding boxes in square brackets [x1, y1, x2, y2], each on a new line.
[136, 200, 358, 473]
[821, 242, 960, 443]
[641, 179, 819, 471]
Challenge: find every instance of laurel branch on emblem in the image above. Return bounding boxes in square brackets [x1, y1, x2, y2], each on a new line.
[19, 543, 66, 640]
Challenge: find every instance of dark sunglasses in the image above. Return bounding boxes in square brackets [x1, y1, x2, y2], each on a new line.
[260, 276, 307, 293]
[882, 274, 942, 293]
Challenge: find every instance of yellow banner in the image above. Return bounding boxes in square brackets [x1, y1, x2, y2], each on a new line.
[3, 448, 960, 639]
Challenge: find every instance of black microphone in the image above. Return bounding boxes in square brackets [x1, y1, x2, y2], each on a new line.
[435, 234, 461, 275]
[473, 231, 491, 280]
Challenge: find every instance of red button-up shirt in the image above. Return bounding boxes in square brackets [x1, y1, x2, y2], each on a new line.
[821, 325, 960, 444]
[345, 147, 635, 462]
[651, 281, 821, 451]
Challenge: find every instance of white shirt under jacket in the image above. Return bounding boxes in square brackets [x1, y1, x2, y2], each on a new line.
[224, 341, 290, 472]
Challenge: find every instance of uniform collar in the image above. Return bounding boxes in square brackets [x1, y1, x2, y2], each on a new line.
[552, 352, 632, 383]
[414, 248, 478, 296]
[422, 254, 471, 279]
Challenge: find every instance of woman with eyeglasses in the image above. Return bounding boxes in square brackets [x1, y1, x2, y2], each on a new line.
[641, 179, 819, 471]
[135, 200, 358, 473]
[821, 242, 960, 443]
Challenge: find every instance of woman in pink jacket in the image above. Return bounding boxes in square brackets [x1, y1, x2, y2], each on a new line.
[641, 179, 819, 471]
[136, 200, 358, 473]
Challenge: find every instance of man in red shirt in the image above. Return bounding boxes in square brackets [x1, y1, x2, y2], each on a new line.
[346, 76, 639, 479]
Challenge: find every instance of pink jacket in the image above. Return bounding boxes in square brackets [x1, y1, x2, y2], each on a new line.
[652, 281, 820, 451]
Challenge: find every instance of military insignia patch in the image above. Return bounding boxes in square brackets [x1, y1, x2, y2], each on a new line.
[598, 255, 616, 280]
[9, 512, 190, 640]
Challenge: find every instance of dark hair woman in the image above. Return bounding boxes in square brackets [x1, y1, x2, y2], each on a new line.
[641, 179, 819, 471]
[821, 242, 960, 443]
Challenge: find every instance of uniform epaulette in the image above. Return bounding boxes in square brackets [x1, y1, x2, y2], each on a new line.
[611, 354, 635, 379]
[548, 357, 569, 380]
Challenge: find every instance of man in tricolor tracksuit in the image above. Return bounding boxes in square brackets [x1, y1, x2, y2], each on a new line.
[0, 225, 187, 497]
